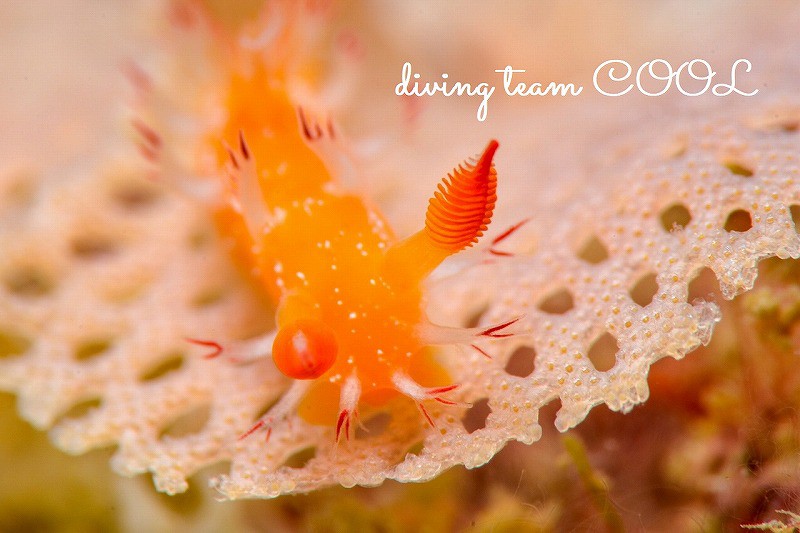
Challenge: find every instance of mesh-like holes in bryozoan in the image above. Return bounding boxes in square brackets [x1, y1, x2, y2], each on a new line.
[687, 267, 722, 303]
[462, 302, 490, 328]
[722, 158, 754, 177]
[538, 288, 574, 314]
[724, 209, 753, 232]
[3, 266, 54, 297]
[789, 204, 800, 233]
[355, 412, 392, 440]
[282, 446, 317, 469]
[0, 327, 32, 359]
[159, 403, 211, 439]
[139, 352, 185, 382]
[70, 235, 118, 260]
[74, 338, 114, 362]
[111, 181, 161, 212]
[0, 172, 38, 214]
[56, 397, 103, 422]
[660, 203, 692, 232]
[462, 398, 491, 434]
[780, 118, 799, 132]
[190, 287, 226, 308]
[504, 345, 536, 378]
[629, 272, 658, 307]
[587, 332, 618, 372]
[576, 235, 610, 264]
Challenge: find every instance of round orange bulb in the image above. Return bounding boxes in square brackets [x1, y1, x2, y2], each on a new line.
[272, 319, 338, 380]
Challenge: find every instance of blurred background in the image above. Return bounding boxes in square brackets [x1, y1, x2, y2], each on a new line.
[2, 1, 800, 531]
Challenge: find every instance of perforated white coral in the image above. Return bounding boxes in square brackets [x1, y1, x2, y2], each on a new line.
[1, 97, 798, 498]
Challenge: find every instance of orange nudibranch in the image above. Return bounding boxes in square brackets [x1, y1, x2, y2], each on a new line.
[206, 49, 503, 438]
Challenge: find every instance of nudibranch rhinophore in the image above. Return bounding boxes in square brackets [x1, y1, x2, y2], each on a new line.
[136, 2, 517, 443]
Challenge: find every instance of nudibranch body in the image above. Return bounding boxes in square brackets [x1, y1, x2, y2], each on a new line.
[147, 3, 510, 441]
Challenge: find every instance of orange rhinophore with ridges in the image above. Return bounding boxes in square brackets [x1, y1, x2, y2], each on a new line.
[143, 2, 516, 442]
[426, 140, 498, 250]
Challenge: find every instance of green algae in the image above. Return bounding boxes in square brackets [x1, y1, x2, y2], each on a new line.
[299, 470, 462, 533]
[0, 394, 118, 533]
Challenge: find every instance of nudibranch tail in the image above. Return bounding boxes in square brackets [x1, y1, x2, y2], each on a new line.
[382, 139, 499, 288]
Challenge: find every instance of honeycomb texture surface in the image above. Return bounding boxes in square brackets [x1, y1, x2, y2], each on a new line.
[1, 102, 798, 498]
[2, 1, 800, 500]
